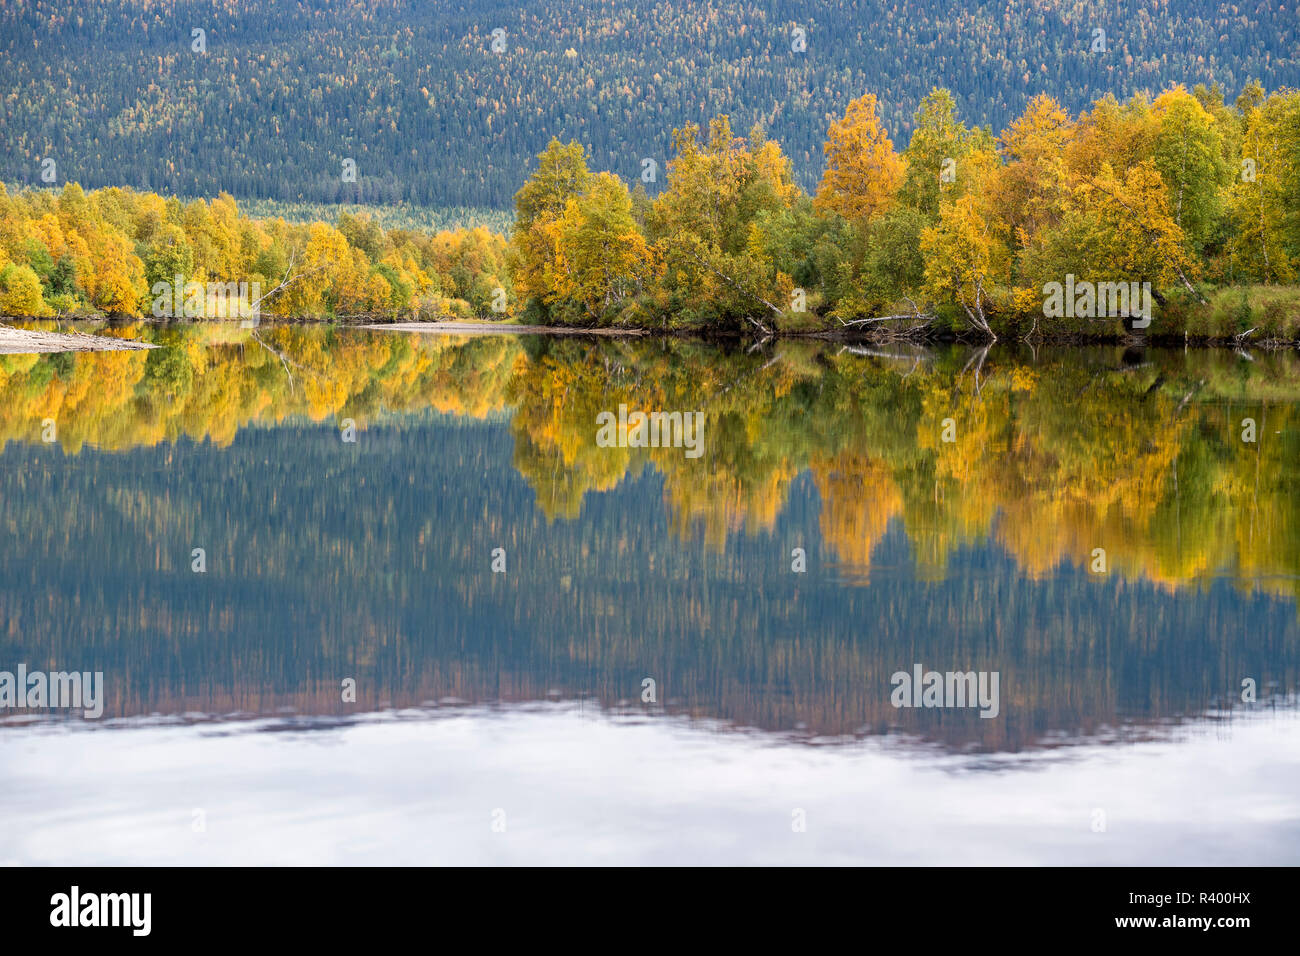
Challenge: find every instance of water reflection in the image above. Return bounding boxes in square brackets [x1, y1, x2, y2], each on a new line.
[1, 322, 1298, 757]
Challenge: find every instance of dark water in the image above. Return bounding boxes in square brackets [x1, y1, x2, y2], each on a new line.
[2, 325, 1298, 864]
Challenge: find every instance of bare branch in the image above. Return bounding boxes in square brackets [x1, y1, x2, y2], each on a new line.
[686, 250, 784, 322]
[249, 248, 328, 312]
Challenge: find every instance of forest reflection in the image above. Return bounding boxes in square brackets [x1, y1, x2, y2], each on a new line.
[3, 322, 1299, 752]
[4, 320, 1298, 600]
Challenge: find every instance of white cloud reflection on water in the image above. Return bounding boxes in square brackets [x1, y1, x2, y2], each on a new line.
[2, 703, 1298, 866]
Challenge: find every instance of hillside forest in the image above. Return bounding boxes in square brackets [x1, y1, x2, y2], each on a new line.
[5, 0, 1297, 209]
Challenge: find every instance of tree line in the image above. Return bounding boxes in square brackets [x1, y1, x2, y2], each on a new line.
[0, 182, 511, 320]
[1, 82, 1298, 339]
[505, 80, 1300, 338]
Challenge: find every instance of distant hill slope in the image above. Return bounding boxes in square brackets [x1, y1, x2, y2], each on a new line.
[2, 0, 1297, 208]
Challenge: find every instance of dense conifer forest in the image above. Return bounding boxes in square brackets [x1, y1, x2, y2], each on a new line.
[2, 0, 1297, 207]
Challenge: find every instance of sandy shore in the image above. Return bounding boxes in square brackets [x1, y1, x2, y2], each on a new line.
[361, 321, 645, 336]
[0, 325, 158, 354]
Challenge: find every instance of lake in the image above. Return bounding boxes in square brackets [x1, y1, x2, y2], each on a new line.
[2, 324, 1298, 864]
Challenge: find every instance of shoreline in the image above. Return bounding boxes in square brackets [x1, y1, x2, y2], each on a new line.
[359, 321, 647, 337]
[361, 320, 1297, 350]
[0, 325, 158, 354]
[6, 317, 1297, 353]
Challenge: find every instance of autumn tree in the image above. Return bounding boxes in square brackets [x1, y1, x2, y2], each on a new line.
[1151, 86, 1231, 253]
[511, 139, 592, 311]
[556, 172, 654, 317]
[993, 94, 1075, 248]
[144, 223, 195, 290]
[1228, 89, 1300, 282]
[898, 88, 992, 219]
[647, 117, 802, 326]
[815, 93, 903, 223]
[832, 89, 998, 318]
[920, 192, 1010, 339]
[88, 230, 146, 315]
[1064, 94, 1158, 184]
[0, 262, 48, 315]
[1081, 161, 1201, 300]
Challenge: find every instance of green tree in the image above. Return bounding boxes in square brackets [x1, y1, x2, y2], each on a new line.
[1152, 86, 1231, 253]
[144, 223, 196, 290]
[512, 139, 592, 310]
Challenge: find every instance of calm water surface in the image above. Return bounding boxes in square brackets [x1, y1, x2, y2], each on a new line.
[2, 324, 1298, 864]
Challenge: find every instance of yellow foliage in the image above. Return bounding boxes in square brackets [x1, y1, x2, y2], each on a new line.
[814, 92, 903, 222]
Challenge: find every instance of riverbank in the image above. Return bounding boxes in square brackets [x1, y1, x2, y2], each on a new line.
[0, 324, 157, 354]
[352, 283, 1300, 347]
[6, 311, 1298, 353]
[360, 321, 646, 337]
